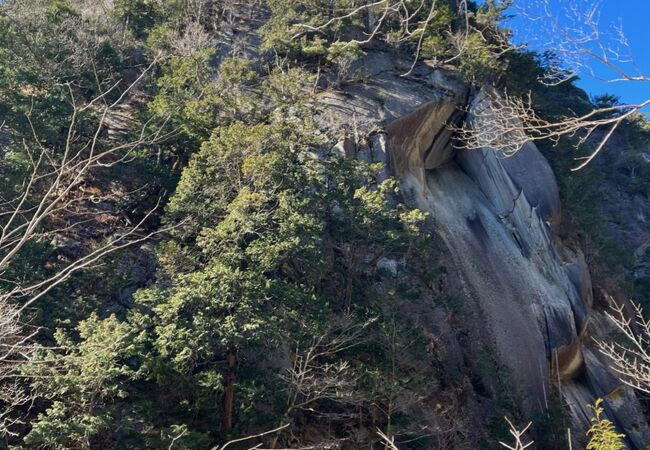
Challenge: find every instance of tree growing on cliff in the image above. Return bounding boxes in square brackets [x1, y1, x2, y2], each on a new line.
[0, 62, 172, 313]
[21, 314, 144, 449]
[496, 403, 626, 450]
[586, 399, 626, 450]
[262, 0, 512, 81]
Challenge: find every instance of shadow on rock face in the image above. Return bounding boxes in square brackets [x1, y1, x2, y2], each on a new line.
[384, 88, 650, 447]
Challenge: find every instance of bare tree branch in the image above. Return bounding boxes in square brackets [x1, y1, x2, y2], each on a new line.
[595, 299, 650, 395]
[499, 418, 534, 450]
[0, 55, 179, 436]
[456, 89, 650, 171]
[458, 0, 650, 169]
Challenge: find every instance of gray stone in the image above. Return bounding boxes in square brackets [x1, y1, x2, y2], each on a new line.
[370, 133, 387, 163]
[499, 141, 561, 228]
[332, 138, 355, 158]
[316, 50, 649, 444]
[388, 90, 597, 416]
[50, 235, 85, 259]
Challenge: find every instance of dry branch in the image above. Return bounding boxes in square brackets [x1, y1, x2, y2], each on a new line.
[0, 57, 179, 436]
[456, 89, 650, 170]
[499, 418, 534, 450]
[596, 300, 650, 395]
[457, 0, 650, 169]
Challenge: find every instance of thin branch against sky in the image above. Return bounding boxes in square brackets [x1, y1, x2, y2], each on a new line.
[507, 0, 650, 105]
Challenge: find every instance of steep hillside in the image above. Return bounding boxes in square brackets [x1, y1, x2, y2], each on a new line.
[0, 1, 649, 449]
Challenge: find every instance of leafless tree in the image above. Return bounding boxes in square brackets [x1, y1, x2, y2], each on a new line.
[377, 428, 401, 450]
[297, 0, 447, 76]
[595, 300, 650, 395]
[3, 0, 130, 85]
[282, 318, 371, 413]
[0, 59, 176, 313]
[459, 0, 649, 170]
[170, 20, 216, 57]
[0, 300, 40, 437]
[212, 423, 289, 450]
[270, 317, 375, 447]
[456, 88, 649, 169]
[514, 0, 643, 87]
[378, 418, 534, 450]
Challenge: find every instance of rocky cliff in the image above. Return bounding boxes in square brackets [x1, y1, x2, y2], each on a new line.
[320, 50, 650, 449]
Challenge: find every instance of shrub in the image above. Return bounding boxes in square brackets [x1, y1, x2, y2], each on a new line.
[586, 399, 626, 450]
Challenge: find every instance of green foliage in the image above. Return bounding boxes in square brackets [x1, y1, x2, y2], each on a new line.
[148, 53, 264, 164]
[458, 32, 504, 83]
[501, 51, 592, 119]
[127, 114, 326, 440]
[326, 41, 366, 82]
[136, 263, 291, 373]
[261, 0, 509, 86]
[1, 0, 128, 96]
[419, 3, 454, 59]
[24, 315, 144, 449]
[261, 0, 341, 55]
[149, 49, 219, 142]
[5, 1, 638, 448]
[124, 58, 435, 443]
[586, 399, 626, 450]
[114, 0, 158, 36]
[363, 312, 441, 445]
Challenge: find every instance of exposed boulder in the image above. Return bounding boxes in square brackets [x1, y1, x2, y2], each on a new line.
[50, 235, 86, 259]
[563, 250, 593, 334]
[499, 141, 562, 228]
[552, 341, 584, 380]
[113, 244, 156, 308]
[401, 162, 552, 412]
[332, 138, 356, 159]
[457, 92, 561, 229]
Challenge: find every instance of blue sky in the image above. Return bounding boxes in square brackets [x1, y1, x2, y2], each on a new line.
[504, 0, 650, 106]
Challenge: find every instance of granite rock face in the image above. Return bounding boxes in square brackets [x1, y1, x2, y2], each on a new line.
[393, 90, 650, 448]
[316, 51, 650, 447]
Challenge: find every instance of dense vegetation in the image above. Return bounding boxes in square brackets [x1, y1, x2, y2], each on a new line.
[0, 0, 644, 449]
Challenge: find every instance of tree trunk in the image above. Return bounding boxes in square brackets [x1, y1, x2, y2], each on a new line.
[222, 348, 237, 431]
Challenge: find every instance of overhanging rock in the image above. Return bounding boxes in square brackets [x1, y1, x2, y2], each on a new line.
[386, 91, 467, 177]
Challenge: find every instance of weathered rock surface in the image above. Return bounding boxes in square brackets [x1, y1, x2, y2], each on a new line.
[397, 91, 650, 446]
[316, 52, 466, 142]
[386, 92, 466, 177]
[402, 161, 552, 412]
[398, 93, 649, 445]
[317, 51, 650, 447]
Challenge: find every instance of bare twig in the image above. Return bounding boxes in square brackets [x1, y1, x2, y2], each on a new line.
[499, 418, 534, 450]
[459, 0, 650, 169]
[456, 89, 650, 170]
[596, 299, 650, 395]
